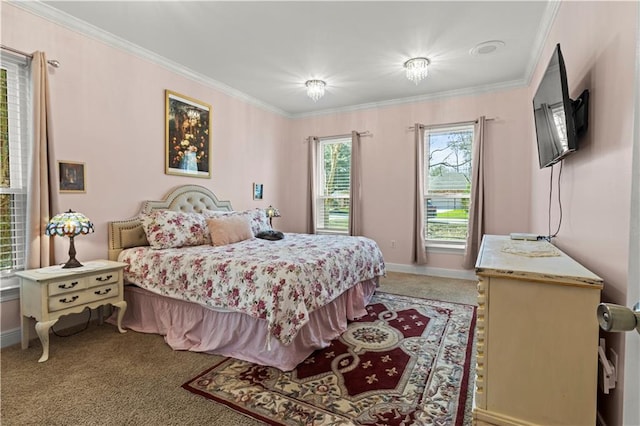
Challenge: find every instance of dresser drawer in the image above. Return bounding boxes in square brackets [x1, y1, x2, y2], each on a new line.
[87, 270, 120, 288]
[48, 277, 87, 296]
[48, 284, 119, 312]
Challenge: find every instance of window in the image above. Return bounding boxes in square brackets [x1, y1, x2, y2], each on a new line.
[1, 53, 30, 289]
[315, 137, 351, 234]
[424, 124, 474, 248]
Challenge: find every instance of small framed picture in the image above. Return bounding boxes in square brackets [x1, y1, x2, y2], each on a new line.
[58, 161, 86, 193]
[253, 183, 263, 200]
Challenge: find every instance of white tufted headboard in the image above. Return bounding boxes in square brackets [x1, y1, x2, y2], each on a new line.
[107, 185, 233, 260]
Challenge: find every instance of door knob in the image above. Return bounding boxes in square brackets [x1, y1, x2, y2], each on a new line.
[597, 303, 640, 334]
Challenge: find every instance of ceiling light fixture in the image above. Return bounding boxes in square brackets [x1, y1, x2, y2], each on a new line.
[305, 79, 326, 102]
[404, 57, 430, 85]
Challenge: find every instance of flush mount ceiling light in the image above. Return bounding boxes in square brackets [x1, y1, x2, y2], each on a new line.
[305, 79, 326, 102]
[470, 40, 505, 56]
[404, 57, 430, 85]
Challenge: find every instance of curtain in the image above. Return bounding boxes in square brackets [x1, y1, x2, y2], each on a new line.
[414, 123, 427, 264]
[349, 131, 362, 236]
[307, 136, 319, 234]
[463, 116, 486, 269]
[25, 52, 56, 269]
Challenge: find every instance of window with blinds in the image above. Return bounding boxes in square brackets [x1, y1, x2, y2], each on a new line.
[1, 53, 30, 283]
[315, 137, 351, 234]
[424, 124, 474, 247]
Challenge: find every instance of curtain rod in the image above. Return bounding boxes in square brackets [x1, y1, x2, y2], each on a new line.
[408, 117, 496, 131]
[305, 130, 372, 142]
[0, 44, 60, 68]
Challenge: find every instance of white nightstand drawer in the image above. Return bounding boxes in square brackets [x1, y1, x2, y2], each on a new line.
[87, 271, 120, 288]
[48, 277, 88, 296]
[89, 284, 119, 300]
[47, 283, 119, 312]
[48, 290, 87, 311]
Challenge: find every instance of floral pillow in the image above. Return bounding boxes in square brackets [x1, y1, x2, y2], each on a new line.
[140, 210, 209, 249]
[203, 209, 271, 235]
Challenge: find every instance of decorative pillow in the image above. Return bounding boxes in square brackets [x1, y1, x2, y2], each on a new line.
[140, 210, 209, 249]
[206, 215, 254, 246]
[203, 209, 271, 235]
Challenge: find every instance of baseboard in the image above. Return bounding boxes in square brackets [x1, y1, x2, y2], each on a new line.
[0, 327, 21, 348]
[1, 307, 106, 349]
[385, 263, 477, 281]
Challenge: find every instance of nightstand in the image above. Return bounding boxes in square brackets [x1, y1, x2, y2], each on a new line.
[16, 260, 128, 362]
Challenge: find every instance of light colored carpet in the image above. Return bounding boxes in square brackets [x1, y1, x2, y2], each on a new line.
[0, 272, 477, 425]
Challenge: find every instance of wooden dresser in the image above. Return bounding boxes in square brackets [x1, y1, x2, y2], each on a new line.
[473, 235, 603, 426]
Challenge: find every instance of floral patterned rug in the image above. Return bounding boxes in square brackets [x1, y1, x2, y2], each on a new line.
[182, 292, 477, 425]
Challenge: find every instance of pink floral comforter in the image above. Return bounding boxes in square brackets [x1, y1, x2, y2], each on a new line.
[118, 233, 385, 345]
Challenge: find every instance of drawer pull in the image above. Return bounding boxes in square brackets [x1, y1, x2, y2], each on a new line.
[94, 288, 112, 296]
[96, 275, 113, 282]
[59, 295, 79, 304]
[58, 281, 79, 290]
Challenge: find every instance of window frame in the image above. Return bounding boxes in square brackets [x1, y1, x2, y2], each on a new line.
[314, 136, 351, 235]
[423, 123, 474, 250]
[1, 52, 31, 292]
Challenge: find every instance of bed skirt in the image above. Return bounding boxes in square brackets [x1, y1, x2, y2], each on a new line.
[110, 278, 378, 371]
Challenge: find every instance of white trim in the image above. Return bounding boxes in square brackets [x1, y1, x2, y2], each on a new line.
[0, 327, 21, 348]
[385, 262, 477, 281]
[10, 0, 289, 118]
[10, 1, 556, 120]
[523, 1, 562, 87]
[292, 79, 525, 119]
[0, 285, 20, 302]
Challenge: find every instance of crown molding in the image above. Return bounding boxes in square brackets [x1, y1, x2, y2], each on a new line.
[10, 0, 291, 118]
[291, 78, 527, 119]
[10, 0, 556, 121]
[523, 0, 562, 87]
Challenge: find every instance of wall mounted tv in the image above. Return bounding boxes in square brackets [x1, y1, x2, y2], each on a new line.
[532, 43, 589, 169]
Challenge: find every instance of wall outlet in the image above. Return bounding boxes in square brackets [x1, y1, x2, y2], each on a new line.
[391, 240, 396, 248]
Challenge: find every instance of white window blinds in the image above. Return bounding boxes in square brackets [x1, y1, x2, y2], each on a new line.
[315, 137, 351, 234]
[1, 53, 30, 278]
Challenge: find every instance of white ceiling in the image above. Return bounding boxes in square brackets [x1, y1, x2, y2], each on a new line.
[37, 1, 555, 117]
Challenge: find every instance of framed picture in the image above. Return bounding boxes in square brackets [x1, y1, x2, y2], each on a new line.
[253, 183, 264, 200]
[165, 90, 212, 178]
[58, 161, 86, 193]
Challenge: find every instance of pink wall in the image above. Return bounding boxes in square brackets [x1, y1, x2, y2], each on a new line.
[2, 3, 290, 264]
[3, 6, 637, 422]
[286, 89, 534, 269]
[528, 2, 637, 424]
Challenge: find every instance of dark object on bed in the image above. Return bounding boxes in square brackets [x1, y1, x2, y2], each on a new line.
[256, 230, 284, 240]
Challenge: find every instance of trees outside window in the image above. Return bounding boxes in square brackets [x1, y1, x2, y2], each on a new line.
[424, 124, 474, 246]
[316, 137, 351, 234]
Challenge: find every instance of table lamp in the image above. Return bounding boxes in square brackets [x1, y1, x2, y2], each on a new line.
[45, 209, 94, 268]
[265, 205, 281, 227]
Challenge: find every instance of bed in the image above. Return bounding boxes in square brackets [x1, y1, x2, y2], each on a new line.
[108, 185, 385, 371]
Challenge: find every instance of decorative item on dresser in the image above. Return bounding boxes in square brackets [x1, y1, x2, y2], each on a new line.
[473, 235, 603, 426]
[45, 209, 94, 268]
[17, 260, 127, 362]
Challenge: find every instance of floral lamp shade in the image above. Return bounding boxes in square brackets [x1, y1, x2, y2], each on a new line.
[265, 205, 281, 227]
[45, 209, 94, 268]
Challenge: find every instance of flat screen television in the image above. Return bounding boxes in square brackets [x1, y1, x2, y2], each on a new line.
[532, 43, 589, 168]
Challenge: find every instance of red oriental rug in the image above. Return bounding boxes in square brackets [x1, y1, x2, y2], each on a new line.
[182, 292, 477, 425]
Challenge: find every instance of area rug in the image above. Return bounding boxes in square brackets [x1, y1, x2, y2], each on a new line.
[182, 292, 477, 425]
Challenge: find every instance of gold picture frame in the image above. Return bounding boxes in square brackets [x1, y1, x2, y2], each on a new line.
[253, 183, 264, 200]
[58, 161, 86, 193]
[165, 90, 212, 178]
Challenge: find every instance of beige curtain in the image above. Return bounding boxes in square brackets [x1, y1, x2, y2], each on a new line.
[25, 52, 56, 269]
[349, 131, 362, 236]
[307, 136, 319, 234]
[414, 123, 427, 264]
[463, 116, 486, 269]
